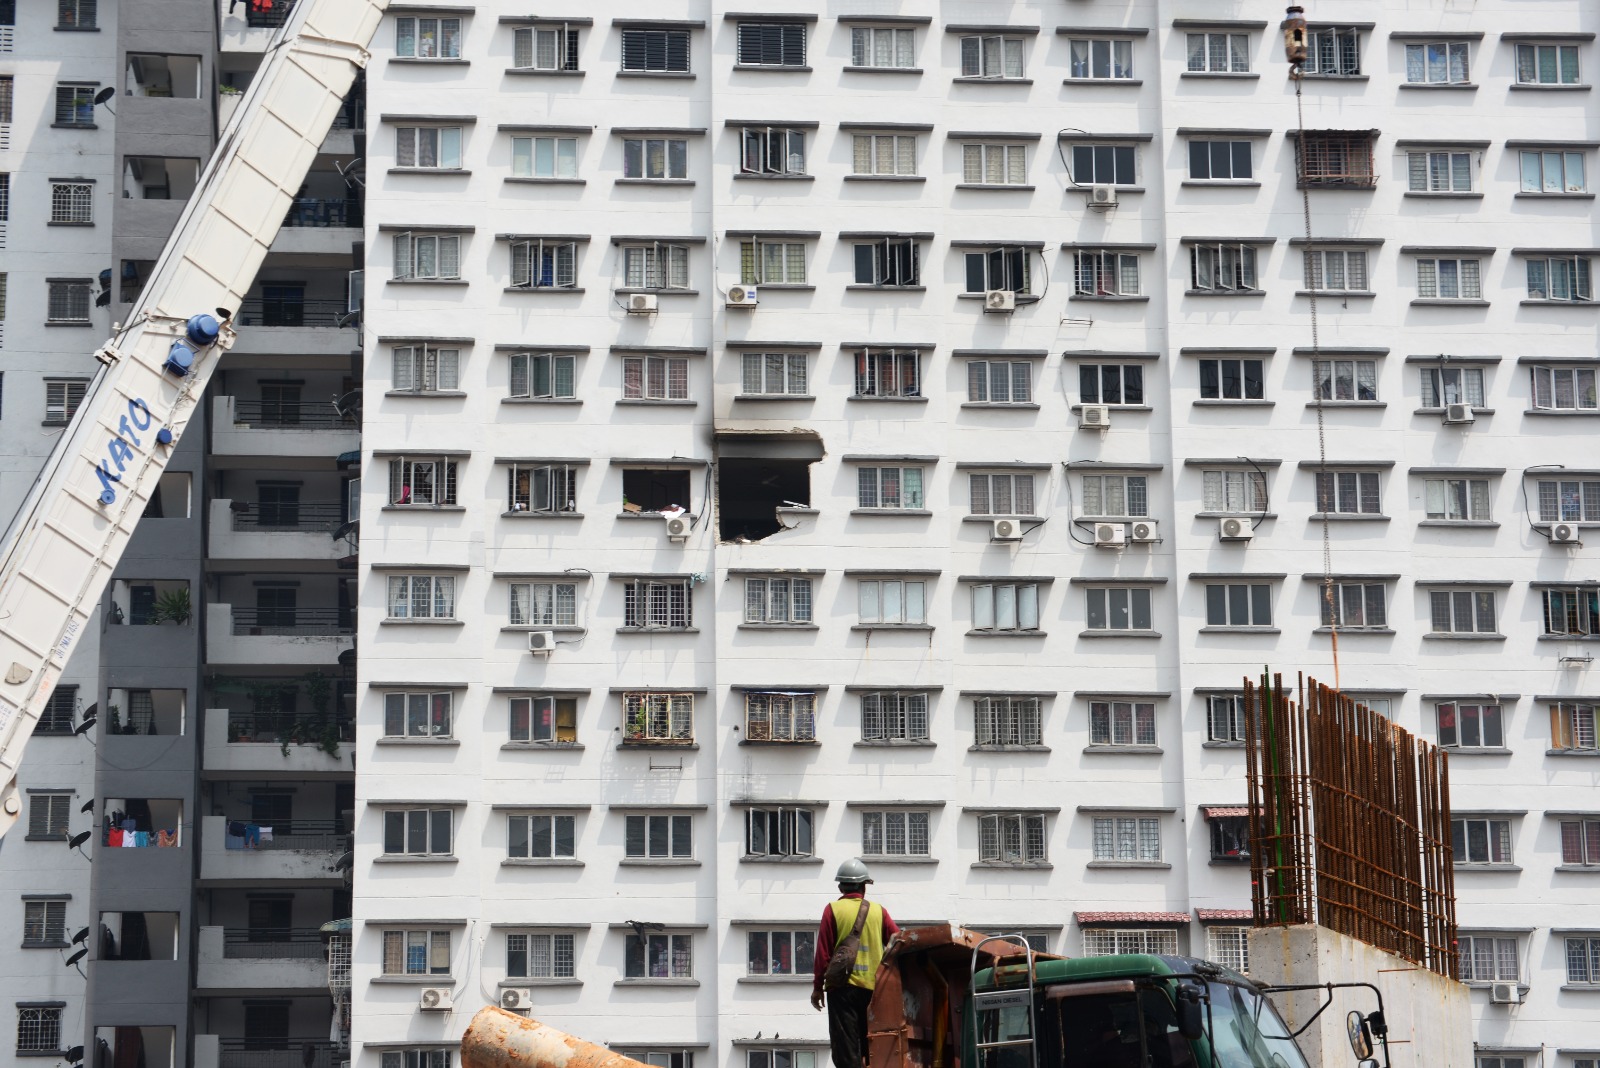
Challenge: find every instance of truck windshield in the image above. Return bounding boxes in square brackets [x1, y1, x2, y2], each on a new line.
[1203, 981, 1314, 1068]
[1053, 989, 1196, 1068]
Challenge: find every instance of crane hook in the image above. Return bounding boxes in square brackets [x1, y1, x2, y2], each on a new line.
[1282, 5, 1309, 78]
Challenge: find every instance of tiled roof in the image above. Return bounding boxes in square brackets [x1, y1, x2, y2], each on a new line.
[1194, 908, 1253, 921]
[1201, 805, 1249, 818]
[1074, 911, 1191, 925]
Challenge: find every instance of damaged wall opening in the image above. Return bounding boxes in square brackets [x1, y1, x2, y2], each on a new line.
[716, 433, 822, 541]
[622, 469, 692, 514]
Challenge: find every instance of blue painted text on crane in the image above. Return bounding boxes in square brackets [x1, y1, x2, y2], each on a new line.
[93, 398, 155, 505]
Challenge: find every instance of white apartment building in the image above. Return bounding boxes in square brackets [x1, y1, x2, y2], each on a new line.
[356, 3, 1600, 1067]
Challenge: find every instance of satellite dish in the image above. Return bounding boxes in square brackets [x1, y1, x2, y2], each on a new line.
[80, 798, 95, 813]
[68, 830, 92, 850]
[93, 87, 116, 106]
[74, 717, 97, 736]
[71, 927, 90, 946]
[64, 948, 87, 968]
[65, 1046, 85, 1065]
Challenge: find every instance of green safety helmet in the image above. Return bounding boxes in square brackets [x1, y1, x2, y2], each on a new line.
[835, 858, 874, 884]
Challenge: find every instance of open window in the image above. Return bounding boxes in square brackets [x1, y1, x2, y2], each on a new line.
[99, 912, 180, 961]
[110, 579, 190, 626]
[140, 471, 190, 519]
[120, 259, 155, 303]
[124, 54, 202, 98]
[93, 1027, 176, 1068]
[715, 433, 821, 541]
[621, 468, 692, 515]
[122, 157, 201, 200]
[107, 688, 185, 736]
[102, 798, 183, 847]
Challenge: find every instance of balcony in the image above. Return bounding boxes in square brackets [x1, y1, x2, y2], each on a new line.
[199, 815, 347, 886]
[211, 396, 359, 460]
[227, 296, 355, 357]
[197, 926, 328, 991]
[197, 1038, 339, 1068]
[202, 708, 353, 779]
[272, 199, 363, 257]
[206, 604, 355, 667]
[208, 499, 353, 565]
[220, 0, 299, 53]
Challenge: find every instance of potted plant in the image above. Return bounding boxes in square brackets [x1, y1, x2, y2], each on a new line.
[151, 587, 191, 625]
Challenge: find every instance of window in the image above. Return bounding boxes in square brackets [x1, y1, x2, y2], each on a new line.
[510, 582, 577, 626]
[856, 466, 925, 508]
[383, 692, 452, 739]
[621, 693, 694, 744]
[1085, 587, 1153, 632]
[1314, 360, 1377, 402]
[622, 579, 691, 630]
[862, 810, 930, 857]
[1527, 257, 1593, 302]
[1083, 928, 1178, 955]
[747, 930, 814, 976]
[624, 931, 692, 978]
[625, 813, 692, 858]
[22, 901, 66, 946]
[978, 813, 1047, 864]
[971, 582, 1041, 633]
[508, 814, 576, 860]
[1452, 817, 1512, 864]
[511, 136, 578, 179]
[1520, 150, 1586, 194]
[510, 353, 576, 400]
[1199, 358, 1264, 399]
[1551, 702, 1598, 751]
[1408, 150, 1473, 193]
[745, 807, 814, 858]
[1436, 702, 1504, 748]
[510, 239, 578, 290]
[1565, 937, 1600, 985]
[1067, 37, 1133, 80]
[851, 26, 914, 69]
[1561, 818, 1600, 866]
[964, 248, 1031, 294]
[622, 138, 687, 180]
[1188, 141, 1252, 181]
[858, 579, 925, 624]
[962, 143, 1026, 186]
[973, 696, 1042, 747]
[1207, 694, 1246, 743]
[1298, 132, 1375, 187]
[1092, 816, 1161, 862]
[27, 792, 70, 838]
[1416, 257, 1481, 300]
[739, 127, 806, 176]
[969, 473, 1036, 517]
[392, 345, 460, 392]
[386, 575, 456, 620]
[1319, 582, 1388, 629]
[513, 25, 580, 71]
[387, 458, 458, 506]
[382, 930, 451, 975]
[1305, 27, 1360, 75]
[1078, 364, 1144, 406]
[1202, 470, 1267, 514]
[57, 0, 96, 28]
[1304, 250, 1369, 292]
[1457, 934, 1519, 981]
[744, 692, 816, 742]
[744, 578, 812, 624]
[1190, 245, 1260, 293]
[1089, 700, 1156, 747]
[509, 695, 578, 745]
[1404, 41, 1469, 84]
[851, 134, 916, 176]
[507, 464, 578, 513]
[1515, 43, 1580, 85]
[507, 932, 575, 978]
[959, 35, 1025, 79]
[16, 1006, 63, 1053]
[1538, 479, 1600, 521]
[853, 238, 919, 286]
[46, 281, 92, 323]
[1209, 816, 1250, 861]
[393, 234, 460, 281]
[49, 181, 92, 224]
[736, 23, 805, 67]
[44, 380, 87, 423]
[1429, 590, 1497, 634]
[1205, 583, 1273, 627]
[396, 127, 463, 169]
[1070, 144, 1135, 185]
[1477, 1058, 1527, 1068]
[861, 692, 929, 742]
[1421, 366, 1485, 408]
[383, 809, 452, 856]
[1186, 33, 1249, 73]
[966, 360, 1031, 403]
[396, 17, 461, 59]
[622, 356, 688, 401]
[1543, 592, 1600, 637]
[620, 29, 690, 73]
[734, 352, 807, 398]
[0, 77, 11, 126]
[1074, 251, 1141, 298]
[38, 687, 77, 735]
[54, 84, 96, 126]
[1424, 479, 1491, 522]
[1314, 471, 1381, 514]
[621, 244, 689, 290]
[738, 239, 805, 285]
[621, 1052, 694, 1068]
[1206, 927, 1250, 973]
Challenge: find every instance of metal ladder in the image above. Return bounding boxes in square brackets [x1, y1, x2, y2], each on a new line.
[969, 935, 1039, 1068]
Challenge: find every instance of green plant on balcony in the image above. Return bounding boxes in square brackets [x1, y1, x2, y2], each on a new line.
[150, 587, 192, 625]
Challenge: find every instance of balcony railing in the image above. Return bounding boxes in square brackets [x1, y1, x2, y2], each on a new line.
[231, 607, 354, 637]
[223, 818, 347, 852]
[230, 502, 345, 531]
[223, 928, 329, 959]
[234, 298, 349, 328]
[220, 1039, 336, 1068]
[232, 401, 353, 429]
[226, 710, 355, 744]
[283, 198, 362, 229]
[243, 0, 298, 29]
[331, 95, 364, 131]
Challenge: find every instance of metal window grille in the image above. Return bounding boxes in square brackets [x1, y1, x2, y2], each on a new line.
[1092, 816, 1161, 860]
[1306, 27, 1360, 75]
[1565, 937, 1600, 984]
[861, 810, 929, 855]
[966, 360, 1030, 403]
[1083, 928, 1178, 956]
[506, 932, 575, 978]
[387, 459, 458, 506]
[513, 25, 580, 70]
[970, 583, 1041, 632]
[738, 240, 806, 285]
[1190, 244, 1258, 291]
[1420, 366, 1485, 408]
[1319, 583, 1389, 629]
[1451, 818, 1512, 864]
[744, 692, 816, 742]
[1428, 590, 1496, 633]
[1074, 251, 1140, 296]
[621, 243, 689, 287]
[506, 463, 577, 513]
[382, 692, 453, 739]
[509, 582, 577, 626]
[508, 353, 576, 399]
[1202, 470, 1267, 513]
[1186, 33, 1249, 73]
[1456, 935, 1518, 981]
[959, 35, 1024, 78]
[624, 933, 692, 978]
[851, 134, 916, 176]
[977, 813, 1047, 863]
[973, 697, 1042, 746]
[382, 930, 450, 975]
[510, 239, 576, 289]
[27, 793, 70, 837]
[1551, 702, 1598, 749]
[1537, 480, 1600, 522]
[620, 29, 690, 72]
[53, 84, 96, 124]
[1089, 701, 1157, 746]
[746, 929, 815, 976]
[853, 350, 920, 397]
[1069, 37, 1133, 80]
[622, 693, 694, 741]
[745, 807, 814, 857]
[1208, 695, 1247, 742]
[1297, 133, 1375, 187]
[851, 26, 914, 68]
[968, 473, 1035, 516]
[1404, 42, 1469, 84]
[1314, 471, 1381, 514]
[50, 182, 92, 224]
[1078, 364, 1145, 406]
[736, 23, 805, 66]
[391, 345, 460, 391]
[16, 1007, 62, 1052]
[385, 575, 455, 619]
[57, 0, 96, 28]
[46, 282, 91, 322]
[1303, 249, 1368, 291]
[1080, 474, 1148, 517]
[622, 581, 691, 629]
[860, 692, 929, 740]
[37, 686, 77, 734]
[395, 17, 461, 58]
[740, 352, 807, 395]
[393, 234, 460, 280]
[961, 143, 1026, 185]
[1561, 820, 1600, 865]
[1206, 927, 1250, 972]
[23, 901, 66, 944]
[1526, 256, 1593, 302]
[743, 578, 813, 624]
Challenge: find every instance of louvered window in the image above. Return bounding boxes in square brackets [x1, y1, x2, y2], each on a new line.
[620, 29, 690, 73]
[736, 23, 805, 67]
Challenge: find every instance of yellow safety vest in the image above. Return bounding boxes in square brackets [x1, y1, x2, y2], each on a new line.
[829, 898, 886, 991]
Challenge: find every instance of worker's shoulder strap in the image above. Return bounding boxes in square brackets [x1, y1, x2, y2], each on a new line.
[833, 897, 871, 943]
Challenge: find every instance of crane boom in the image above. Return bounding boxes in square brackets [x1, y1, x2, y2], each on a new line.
[0, 0, 387, 840]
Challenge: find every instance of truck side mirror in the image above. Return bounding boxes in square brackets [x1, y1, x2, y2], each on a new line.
[1346, 1011, 1373, 1060]
[1176, 984, 1205, 1040]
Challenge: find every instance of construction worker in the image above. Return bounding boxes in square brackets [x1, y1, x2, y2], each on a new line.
[810, 858, 899, 1068]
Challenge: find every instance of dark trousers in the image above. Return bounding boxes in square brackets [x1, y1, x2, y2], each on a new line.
[828, 984, 874, 1068]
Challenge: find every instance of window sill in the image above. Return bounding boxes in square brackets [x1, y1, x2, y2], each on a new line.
[53, 24, 101, 30]
[373, 975, 456, 985]
[1509, 82, 1590, 91]
[499, 977, 583, 986]
[615, 627, 700, 634]
[1540, 635, 1600, 642]
[16, 1052, 66, 1059]
[956, 183, 1036, 192]
[1063, 78, 1142, 87]
[386, 390, 467, 398]
[1441, 746, 1512, 756]
[21, 941, 71, 950]
[1083, 745, 1163, 755]
[1199, 626, 1281, 635]
[970, 744, 1051, 753]
[617, 858, 700, 867]
[1556, 865, 1600, 873]
[734, 394, 816, 402]
[22, 835, 67, 843]
[1209, 857, 1253, 866]
[741, 855, 824, 865]
[376, 737, 462, 746]
[962, 514, 1043, 523]
[1400, 81, 1476, 90]
[1308, 513, 1389, 522]
[47, 220, 95, 227]
[1454, 864, 1522, 873]
[952, 77, 1033, 86]
[502, 741, 585, 751]
[1297, 73, 1369, 81]
[1305, 400, 1385, 409]
[1411, 298, 1490, 307]
[733, 64, 813, 73]
[390, 278, 469, 287]
[737, 622, 820, 631]
[51, 122, 99, 130]
[851, 508, 933, 517]
[382, 505, 467, 512]
[1546, 748, 1600, 757]
[1404, 191, 1483, 200]
[501, 625, 586, 634]
[501, 510, 584, 519]
[615, 71, 696, 80]
[1525, 408, 1600, 415]
[1203, 740, 1246, 749]
[972, 861, 1053, 870]
[1185, 289, 1265, 298]
[1422, 632, 1505, 642]
[843, 65, 923, 75]
[1080, 630, 1160, 640]
[614, 288, 698, 297]
[1522, 300, 1600, 308]
[505, 177, 587, 186]
[614, 179, 695, 187]
[1086, 860, 1170, 870]
[1071, 404, 1152, 413]
[1193, 399, 1273, 407]
[1415, 406, 1493, 416]
[738, 975, 813, 984]
[614, 978, 700, 986]
[1181, 180, 1263, 188]
[1069, 293, 1149, 302]
[1297, 289, 1376, 299]
[851, 623, 934, 632]
[43, 321, 95, 328]
[1515, 191, 1595, 200]
[843, 175, 926, 183]
[739, 739, 820, 747]
[855, 739, 935, 748]
[965, 630, 1047, 639]
[380, 618, 465, 626]
[617, 741, 700, 751]
[616, 399, 697, 407]
[388, 167, 471, 176]
[846, 284, 927, 292]
[1562, 984, 1600, 991]
[373, 855, 458, 864]
[963, 402, 1041, 410]
[504, 397, 583, 406]
[505, 286, 585, 295]
[1180, 71, 1260, 80]
[1312, 627, 1394, 636]
[733, 173, 816, 182]
[861, 855, 938, 865]
[390, 57, 469, 65]
[505, 68, 585, 77]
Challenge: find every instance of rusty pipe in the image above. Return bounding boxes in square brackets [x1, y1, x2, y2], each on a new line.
[461, 1007, 656, 1068]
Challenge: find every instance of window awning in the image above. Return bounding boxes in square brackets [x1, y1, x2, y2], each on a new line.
[1202, 805, 1248, 819]
[1074, 912, 1190, 925]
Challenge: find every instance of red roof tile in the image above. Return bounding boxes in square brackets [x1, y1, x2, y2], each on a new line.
[1074, 911, 1192, 925]
[1194, 908, 1253, 922]
[1201, 805, 1249, 818]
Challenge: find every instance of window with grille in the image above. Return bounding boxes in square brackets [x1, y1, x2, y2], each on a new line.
[1186, 33, 1248, 72]
[1527, 257, 1593, 302]
[858, 579, 925, 625]
[736, 23, 805, 67]
[1078, 364, 1144, 406]
[1416, 257, 1481, 299]
[396, 127, 463, 169]
[396, 17, 461, 58]
[1089, 700, 1155, 747]
[1190, 245, 1260, 293]
[1084, 928, 1179, 955]
[745, 692, 816, 742]
[861, 692, 929, 742]
[513, 25, 580, 71]
[1206, 927, 1250, 972]
[1081, 474, 1148, 517]
[0, 77, 12, 125]
[508, 814, 575, 859]
[49, 181, 92, 224]
[973, 696, 1042, 747]
[1408, 150, 1473, 193]
[622, 693, 694, 743]
[509, 695, 578, 745]
[1069, 144, 1135, 185]
[622, 356, 688, 401]
[622, 138, 687, 180]
[510, 239, 577, 290]
[621, 244, 689, 289]
[1092, 816, 1161, 861]
[58, 0, 96, 28]
[1305, 27, 1360, 74]
[1421, 366, 1485, 408]
[1314, 471, 1381, 514]
[1457, 934, 1518, 981]
[1188, 141, 1252, 180]
[853, 239, 919, 285]
[37, 686, 77, 734]
[382, 930, 451, 975]
[1319, 582, 1388, 629]
[739, 240, 806, 285]
[1428, 590, 1497, 635]
[1520, 149, 1586, 194]
[965, 580, 1039, 633]
[1564, 936, 1600, 985]
[741, 352, 807, 396]
[1202, 470, 1267, 514]
[857, 466, 925, 508]
[625, 813, 692, 858]
[16, 1006, 63, 1052]
[383, 809, 452, 856]
[620, 29, 690, 73]
[54, 84, 96, 125]
[851, 134, 917, 176]
[387, 458, 458, 505]
[739, 127, 806, 176]
[392, 345, 460, 392]
[977, 812, 1047, 864]
[507, 464, 578, 513]
[1538, 479, 1600, 522]
[1423, 479, 1491, 523]
[1085, 587, 1153, 631]
[27, 793, 70, 838]
[393, 234, 460, 280]
[1405, 41, 1469, 84]
[22, 901, 66, 946]
[969, 473, 1035, 517]
[1303, 250, 1369, 292]
[1561, 819, 1600, 866]
[747, 930, 815, 976]
[965, 248, 1032, 294]
[1209, 816, 1250, 861]
[385, 575, 456, 620]
[962, 143, 1026, 186]
[510, 582, 577, 626]
[46, 282, 92, 324]
[622, 580, 691, 630]
[1436, 702, 1503, 748]
[744, 578, 812, 624]
[965, 360, 1030, 403]
[1551, 701, 1598, 751]
[1542, 592, 1600, 637]
[1313, 359, 1377, 402]
[861, 810, 929, 856]
[1205, 584, 1273, 628]
[625, 932, 692, 978]
[1074, 251, 1141, 297]
[959, 36, 1025, 79]
[507, 932, 575, 978]
[509, 353, 576, 400]
[1515, 43, 1580, 85]
[1452, 817, 1511, 864]
[383, 692, 453, 739]
[851, 26, 914, 69]
[1068, 37, 1133, 80]
[745, 807, 814, 858]
[1297, 132, 1375, 187]
[1476, 1058, 1526, 1068]
[512, 136, 578, 179]
[1208, 695, 1246, 743]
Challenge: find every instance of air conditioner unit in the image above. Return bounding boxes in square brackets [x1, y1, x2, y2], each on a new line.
[1089, 184, 1118, 207]
[1079, 404, 1112, 430]
[1095, 522, 1126, 548]
[500, 987, 534, 1011]
[665, 516, 690, 543]
[726, 284, 759, 307]
[1489, 982, 1522, 1005]
[1219, 517, 1254, 541]
[1129, 519, 1160, 543]
[626, 292, 658, 314]
[991, 518, 1022, 542]
[1443, 402, 1475, 425]
[527, 630, 557, 655]
[1552, 523, 1581, 545]
[984, 289, 1016, 312]
[418, 987, 454, 1012]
